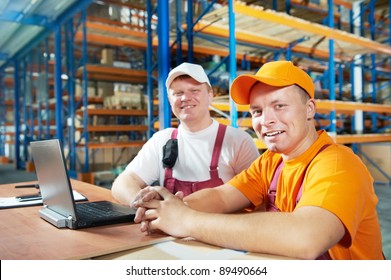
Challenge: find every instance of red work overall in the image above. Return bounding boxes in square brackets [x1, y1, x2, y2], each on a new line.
[164, 124, 227, 197]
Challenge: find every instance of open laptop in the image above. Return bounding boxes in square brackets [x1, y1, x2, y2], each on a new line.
[30, 139, 135, 229]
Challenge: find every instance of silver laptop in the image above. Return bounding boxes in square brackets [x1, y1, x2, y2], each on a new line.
[30, 139, 135, 229]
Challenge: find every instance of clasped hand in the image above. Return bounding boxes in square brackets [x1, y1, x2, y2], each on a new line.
[132, 186, 190, 237]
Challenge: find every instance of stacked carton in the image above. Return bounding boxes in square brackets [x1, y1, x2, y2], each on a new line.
[103, 84, 145, 110]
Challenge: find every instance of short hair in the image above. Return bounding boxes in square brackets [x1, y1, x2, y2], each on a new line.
[296, 85, 311, 104]
[171, 75, 212, 92]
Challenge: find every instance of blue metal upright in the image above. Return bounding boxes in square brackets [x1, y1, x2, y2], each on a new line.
[0, 69, 5, 159]
[54, 25, 64, 143]
[175, 0, 183, 65]
[21, 57, 31, 163]
[44, 39, 51, 139]
[228, 0, 238, 128]
[65, 18, 77, 172]
[369, 0, 379, 133]
[157, 0, 171, 129]
[13, 59, 22, 169]
[146, 0, 157, 138]
[327, 0, 337, 136]
[389, 0, 391, 47]
[80, 9, 90, 173]
[186, 1, 194, 62]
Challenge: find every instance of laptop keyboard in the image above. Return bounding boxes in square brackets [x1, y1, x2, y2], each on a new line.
[76, 201, 127, 219]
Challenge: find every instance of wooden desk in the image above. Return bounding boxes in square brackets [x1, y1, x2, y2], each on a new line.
[1, 180, 292, 260]
[95, 238, 294, 260]
[0, 180, 173, 260]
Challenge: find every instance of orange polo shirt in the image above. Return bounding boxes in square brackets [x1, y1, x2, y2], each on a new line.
[228, 130, 383, 260]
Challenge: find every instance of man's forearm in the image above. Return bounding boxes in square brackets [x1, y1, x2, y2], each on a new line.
[184, 188, 227, 213]
[185, 207, 343, 260]
[184, 184, 251, 213]
[111, 172, 144, 205]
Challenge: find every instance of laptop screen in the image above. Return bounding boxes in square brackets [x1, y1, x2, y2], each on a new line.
[30, 139, 78, 221]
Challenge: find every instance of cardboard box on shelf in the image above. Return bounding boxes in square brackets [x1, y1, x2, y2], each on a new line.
[97, 81, 114, 97]
[103, 91, 145, 110]
[73, 146, 141, 172]
[101, 48, 114, 66]
[4, 143, 15, 161]
[87, 2, 110, 19]
[75, 81, 96, 97]
[5, 111, 14, 122]
[359, 143, 391, 183]
[113, 61, 131, 68]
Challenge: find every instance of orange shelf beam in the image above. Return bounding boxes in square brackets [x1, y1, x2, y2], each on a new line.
[86, 125, 148, 132]
[192, 23, 330, 60]
[316, 100, 391, 114]
[85, 141, 146, 149]
[87, 16, 148, 30]
[76, 65, 147, 83]
[85, 21, 148, 39]
[81, 108, 149, 116]
[75, 32, 147, 49]
[233, 2, 391, 56]
[254, 133, 391, 149]
[334, 133, 391, 144]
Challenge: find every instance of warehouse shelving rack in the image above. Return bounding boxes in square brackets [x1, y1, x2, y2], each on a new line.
[0, 1, 160, 182]
[0, 0, 95, 172]
[172, 0, 390, 183]
[61, 6, 153, 182]
[0, 0, 390, 184]
[0, 68, 7, 164]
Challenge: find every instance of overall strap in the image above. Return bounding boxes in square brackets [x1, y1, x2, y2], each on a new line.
[164, 129, 178, 181]
[171, 128, 178, 139]
[209, 124, 227, 179]
[267, 159, 284, 210]
[295, 144, 331, 203]
[269, 160, 284, 194]
[268, 143, 332, 208]
[164, 125, 227, 182]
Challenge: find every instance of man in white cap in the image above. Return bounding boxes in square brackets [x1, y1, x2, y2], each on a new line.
[112, 62, 259, 205]
[132, 61, 384, 260]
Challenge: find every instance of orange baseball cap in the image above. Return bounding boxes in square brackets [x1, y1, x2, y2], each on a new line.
[230, 61, 315, 105]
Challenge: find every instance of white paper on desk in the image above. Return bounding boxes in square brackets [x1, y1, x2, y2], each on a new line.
[155, 239, 247, 260]
[0, 190, 87, 209]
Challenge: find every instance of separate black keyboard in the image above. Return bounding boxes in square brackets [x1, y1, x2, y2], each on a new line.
[76, 201, 128, 219]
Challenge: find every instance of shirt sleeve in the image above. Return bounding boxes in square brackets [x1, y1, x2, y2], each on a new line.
[230, 128, 260, 174]
[125, 131, 165, 185]
[297, 145, 378, 247]
[228, 152, 276, 207]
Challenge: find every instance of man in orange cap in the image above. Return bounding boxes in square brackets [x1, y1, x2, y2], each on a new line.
[133, 61, 384, 260]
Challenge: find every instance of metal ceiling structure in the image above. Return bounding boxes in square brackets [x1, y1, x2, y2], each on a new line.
[0, 0, 94, 69]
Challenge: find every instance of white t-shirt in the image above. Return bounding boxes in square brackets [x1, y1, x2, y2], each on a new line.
[126, 119, 260, 186]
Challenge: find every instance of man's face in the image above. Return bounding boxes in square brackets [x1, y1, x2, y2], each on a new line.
[168, 77, 213, 125]
[249, 83, 316, 159]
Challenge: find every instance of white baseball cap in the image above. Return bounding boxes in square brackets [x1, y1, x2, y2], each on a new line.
[165, 62, 211, 90]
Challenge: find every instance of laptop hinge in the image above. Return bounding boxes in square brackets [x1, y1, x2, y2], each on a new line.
[39, 207, 69, 228]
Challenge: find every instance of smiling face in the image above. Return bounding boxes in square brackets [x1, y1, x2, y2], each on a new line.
[167, 76, 213, 131]
[249, 83, 318, 160]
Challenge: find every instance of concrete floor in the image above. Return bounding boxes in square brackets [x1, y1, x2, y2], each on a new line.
[0, 163, 390, 259]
